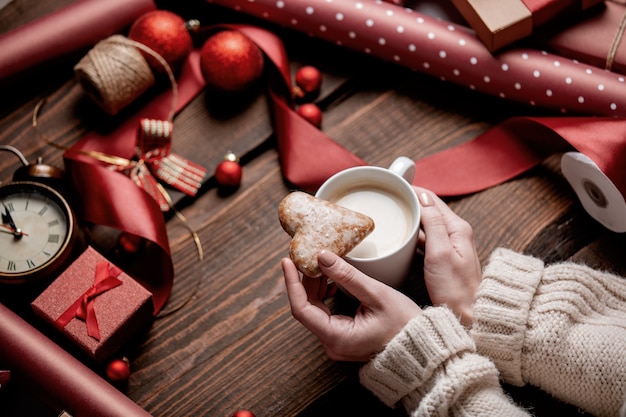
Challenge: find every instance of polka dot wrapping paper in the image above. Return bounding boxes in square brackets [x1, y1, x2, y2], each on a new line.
[207, 0, 626, 117]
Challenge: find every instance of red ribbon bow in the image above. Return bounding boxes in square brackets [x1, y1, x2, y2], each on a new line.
[55, 261, 123, 341]
[112, 118, 207, 211]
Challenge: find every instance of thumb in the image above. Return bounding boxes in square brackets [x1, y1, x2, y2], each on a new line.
[317, 251, 386, 306]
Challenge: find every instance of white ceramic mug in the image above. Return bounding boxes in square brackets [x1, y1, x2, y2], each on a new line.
[315, 157, 420, 288]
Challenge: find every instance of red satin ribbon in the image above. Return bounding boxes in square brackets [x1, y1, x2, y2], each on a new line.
[228, 25, 626, 200]
[55, 261, 123, 341]
[64, 51, 205, 315]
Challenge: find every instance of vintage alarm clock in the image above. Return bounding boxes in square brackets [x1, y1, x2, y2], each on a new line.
[0, 145, 79, 285]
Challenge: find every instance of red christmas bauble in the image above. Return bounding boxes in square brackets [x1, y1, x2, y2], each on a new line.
[232, 410, 255, 417]
[128, 10, 193, 72]
[215, 155, 242, 188]
[106, 358, 131, 384]
[294, 65, 322, 99]
[297, 103, 323, 128]
[199, 30, 264, 94]
[116, 232, 145, 256]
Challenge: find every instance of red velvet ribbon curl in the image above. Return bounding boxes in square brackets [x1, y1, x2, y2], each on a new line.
[55, 261, 123, 341]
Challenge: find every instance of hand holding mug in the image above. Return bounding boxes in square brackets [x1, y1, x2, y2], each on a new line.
[415, 187, 482, 326]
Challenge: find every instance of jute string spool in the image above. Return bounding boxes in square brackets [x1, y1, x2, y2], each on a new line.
[74, 34, 167, 116]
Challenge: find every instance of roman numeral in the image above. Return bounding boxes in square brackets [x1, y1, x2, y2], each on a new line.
[48, 234, 60, 243]
[26, 259, 36, 268]
[38, 206, 48, 216]
[7, 261, 15, 271]
[48, 219, 59, 227]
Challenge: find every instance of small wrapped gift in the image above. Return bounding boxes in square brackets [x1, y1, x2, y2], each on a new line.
[545, 0, 626, 74]
[451, 0, 605, 51]
[32, 246, 153, 362]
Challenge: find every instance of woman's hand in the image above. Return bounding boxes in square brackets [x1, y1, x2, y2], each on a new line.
[414, 187, 482, 326]
[282, 251, 422, 362]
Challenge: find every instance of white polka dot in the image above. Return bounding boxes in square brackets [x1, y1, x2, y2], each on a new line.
[277, 1, 285, 7]
[565, 77, 573, 84]
[598, 84, 605, 91]
[560, 108, 567, 114]
[408, 44, 416, 51]
[417, 17, 424, 23]
[394, 55, 400, 61]
[427, 32, 435, 39]
[522, 53, 529, 60]
[484, 76, 491, 83]
[397, 25, 404, 33]
[611, 103, 618, 110]
[349, 31, 356, 39]
[439, 50, 447, 58]
[530, 100, 536, 106]
[501, 63, 509, 71]
[364, 47, 371, 54]
[470, 57, 478, 65]
[499, 92, 506, 98]
[619, 77, 625, 82]
[515, 83, 521, 90]
[533, 70, 540, 78]
[453, 69, 460, 76]
[306, 6, 314, 14]
[386, 10, 394, 16]
[448, 25, 455, 31]
[546, 89, 553, 96]
[469, 85, 476, 90]
[423, 62, 430, 69]
[553, 60, 560, 67]
[378, 38, 386, 45]
[458, 39, 466, 46]
[336, 13, 344, 21]
[356, 2, 364, 9]
[578, 96, 585, 103]
[366, 19, 374, 27]
[320, 25, 329, 32]
[290, 18, 298, 25]
[585, 68, 593, 74]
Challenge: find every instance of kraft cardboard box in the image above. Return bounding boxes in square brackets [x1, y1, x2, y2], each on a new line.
[451, 0, 605, 52]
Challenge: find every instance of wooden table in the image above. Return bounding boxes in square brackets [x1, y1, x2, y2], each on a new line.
[1, 1, 625, 416]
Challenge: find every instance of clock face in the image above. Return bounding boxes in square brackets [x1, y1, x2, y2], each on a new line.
[0, 181, 75, 282]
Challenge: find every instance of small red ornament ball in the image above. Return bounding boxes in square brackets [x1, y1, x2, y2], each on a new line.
[116, 231, 145, 256]
[215, 152, 242, 188]
[200, 30, 264, 94]
[232, 410, 255, 417]
[294, 65, 322, 98]
[128, 10, 193, 72]
[297, 103, 323, 128]
[106, 358, 131, 384]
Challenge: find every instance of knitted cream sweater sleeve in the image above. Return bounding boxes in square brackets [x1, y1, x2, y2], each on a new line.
[359, 307, 531, 416]
[471, 248, 626, 417]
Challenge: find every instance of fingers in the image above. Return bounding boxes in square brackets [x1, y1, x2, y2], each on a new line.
[414, 187, 475, 256]
[281, 258, 332, 334]
[317, 251, 386, 307]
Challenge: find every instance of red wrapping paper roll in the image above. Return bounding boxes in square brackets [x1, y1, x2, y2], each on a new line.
[0, 0, 156, 80]
[207, 0, 626, 117]
[0, 303, 152, 417]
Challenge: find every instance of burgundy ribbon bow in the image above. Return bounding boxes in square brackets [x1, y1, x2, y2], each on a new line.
[55, 261, 123, 341]
[112, 118, 208, 211]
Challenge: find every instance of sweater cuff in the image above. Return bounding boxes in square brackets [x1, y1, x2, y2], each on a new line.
[359, 307, 475, 407]
[470, 248, 544, 386]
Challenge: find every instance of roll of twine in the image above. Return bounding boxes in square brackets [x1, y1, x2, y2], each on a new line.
[74, 35, 178, 118]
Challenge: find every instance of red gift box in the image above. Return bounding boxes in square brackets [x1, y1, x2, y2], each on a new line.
[32, 246, 153, 362]
[451, 0, 605, 52]
[546, 0, 626, 74]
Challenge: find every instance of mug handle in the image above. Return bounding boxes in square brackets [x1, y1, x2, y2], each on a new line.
[388, 156, 416, 183]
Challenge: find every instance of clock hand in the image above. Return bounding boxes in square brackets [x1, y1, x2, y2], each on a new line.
[1, 204, 25, 237]
[0, 224, 28, 236]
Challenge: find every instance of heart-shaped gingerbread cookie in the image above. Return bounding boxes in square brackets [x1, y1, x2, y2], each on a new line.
[278, 191, 374, 277]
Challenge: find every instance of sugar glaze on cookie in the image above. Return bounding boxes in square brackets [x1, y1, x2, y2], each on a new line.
[278, 191, 374, 277]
